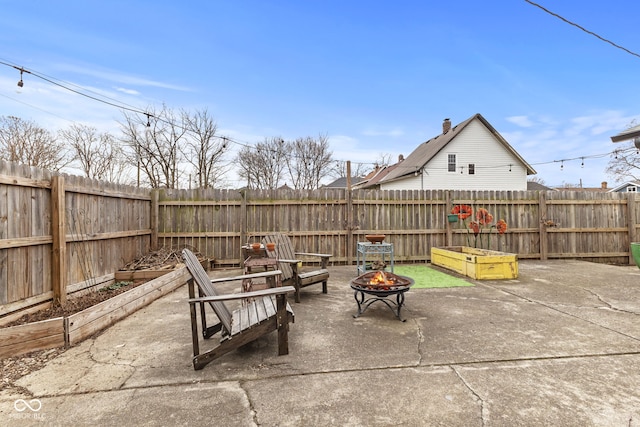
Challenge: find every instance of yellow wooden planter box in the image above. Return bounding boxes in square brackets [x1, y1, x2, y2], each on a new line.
[431, 246, 518, 280]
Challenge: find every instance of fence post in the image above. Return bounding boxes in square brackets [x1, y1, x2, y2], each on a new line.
[150, 189, 159, 251]
[346, 161, 354, 265]
[240, 189, 247, 247]
[51, 175, 67, 306]
[538, 192, 548, 260]
[445, 190, 453, 246]
[627, 192, 636, 265]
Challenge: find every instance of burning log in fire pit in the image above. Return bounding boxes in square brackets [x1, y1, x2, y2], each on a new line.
[350, 270, 414, 321]
[351, 270, 413, 291]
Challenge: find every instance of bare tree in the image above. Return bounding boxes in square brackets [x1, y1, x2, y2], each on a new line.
[329, 160, 371, 180]
[59, 123, 130, 182]
[605, 120, 640, 183]
[120, 105, 187, 188]
[0, 116, 69, 171]
[236, 137, 288, 189]
[527, 176, 546, 185]
[182, 109, 230, 189]
[329, 152, 393, 182]
[376, 152, 394, 168]
[607, 143, 640, 183]
[286, 134, 333, 190]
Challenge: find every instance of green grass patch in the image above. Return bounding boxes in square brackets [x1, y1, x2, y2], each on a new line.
[393, 264, 474, 289]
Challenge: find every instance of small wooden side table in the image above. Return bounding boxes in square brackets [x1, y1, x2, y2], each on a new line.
[241, 244, 281, 292]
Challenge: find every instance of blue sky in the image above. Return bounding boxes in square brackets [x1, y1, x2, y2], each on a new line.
[1, 0, 639, 188]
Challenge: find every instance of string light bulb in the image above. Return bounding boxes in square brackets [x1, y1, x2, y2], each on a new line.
[17, 68, 24, 87]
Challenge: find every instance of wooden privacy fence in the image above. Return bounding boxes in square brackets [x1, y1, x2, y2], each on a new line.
[1, 160, 639, 317]
[0, 161, 151, 317]
[157, 188, 637, 267]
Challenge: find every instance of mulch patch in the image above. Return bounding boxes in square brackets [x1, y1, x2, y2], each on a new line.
[3, 280, 147, 328]
[2, 246, 205, 329]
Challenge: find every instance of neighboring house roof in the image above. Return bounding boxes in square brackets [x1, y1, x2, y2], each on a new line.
[608, 181, 640, 192]
[378, 113, 536, 185]
[554, 182, 611, 192]
[610, 124, 640, 143]
[527, 181, 554, 191]
[323, 176, 364, 188]
[352, 163, 401, 189]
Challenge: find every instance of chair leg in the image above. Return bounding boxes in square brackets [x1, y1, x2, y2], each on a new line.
[276, 294, 289, 355]
[322, 280, 328, 294]
[187, 280, 201, 358]
[294, 281, 301, 303]
[189, 302, 200, 359]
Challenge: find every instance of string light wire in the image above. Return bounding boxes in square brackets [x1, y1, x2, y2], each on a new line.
[0, 59, 634, 173]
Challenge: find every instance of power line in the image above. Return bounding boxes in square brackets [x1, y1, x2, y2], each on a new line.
[524, 0, 640, 59]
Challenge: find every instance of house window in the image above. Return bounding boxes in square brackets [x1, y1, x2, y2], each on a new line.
[448, 154, 456, 172]
[468, 163, 475, 175]
[627, 186, 637, 192]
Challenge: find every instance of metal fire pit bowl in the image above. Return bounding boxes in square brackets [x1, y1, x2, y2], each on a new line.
[350, 271, 414, 321]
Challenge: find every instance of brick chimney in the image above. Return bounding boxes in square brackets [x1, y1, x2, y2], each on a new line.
[601, 181, 607, 190]
[443, 118, 451, 134]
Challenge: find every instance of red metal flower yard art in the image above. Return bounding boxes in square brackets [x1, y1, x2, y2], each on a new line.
[475, 208, 494, 226]
[451, 204, 473, 220]
[496, 219, 507, 235]
[451, 204, 508, 250]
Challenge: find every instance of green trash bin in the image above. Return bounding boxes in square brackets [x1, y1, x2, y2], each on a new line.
[631, 242, 640, 269]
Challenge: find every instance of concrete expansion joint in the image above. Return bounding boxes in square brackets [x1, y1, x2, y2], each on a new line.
[451, 365, 488, 426]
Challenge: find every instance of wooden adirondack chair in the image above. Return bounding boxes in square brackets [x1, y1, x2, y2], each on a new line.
[261, 233, 331, 303]
[182, 249, 295, 370]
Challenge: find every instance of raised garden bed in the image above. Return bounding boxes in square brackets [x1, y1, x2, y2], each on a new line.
[0, 247, 205, 359]
[431, 246, 518, 280]
[115, 246, 212, 281]
[0, 267, 191, 358]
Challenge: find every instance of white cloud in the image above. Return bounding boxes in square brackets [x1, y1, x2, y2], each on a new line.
[115, 87, 140, 96]
[506, 115, 533, 127]
[53, 62, 192, 92]
[500, 110, 640, 188]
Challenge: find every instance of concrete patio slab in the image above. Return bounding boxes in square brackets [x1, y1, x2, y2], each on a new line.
[1, 260, 639, 426]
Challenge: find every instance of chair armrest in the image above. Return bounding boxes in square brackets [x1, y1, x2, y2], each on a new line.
[188, 285, 296, 304]
[295, 252, 332, 258]
[209, 270, 282, 284]
[278, 258, 302, 264]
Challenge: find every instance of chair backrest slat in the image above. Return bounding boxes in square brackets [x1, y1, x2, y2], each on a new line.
[263, 234, 295, 280]
[182, 249, 233, 331]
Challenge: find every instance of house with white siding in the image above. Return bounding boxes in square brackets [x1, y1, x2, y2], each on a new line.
[609, 181, 640, 193]
[356, 114, 535, 191]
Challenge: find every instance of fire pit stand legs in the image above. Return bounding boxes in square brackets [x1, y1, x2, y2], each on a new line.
[351, 288, 409, 322]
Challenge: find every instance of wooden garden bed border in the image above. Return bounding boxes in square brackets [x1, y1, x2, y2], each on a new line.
[0, 267, 191, 358]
